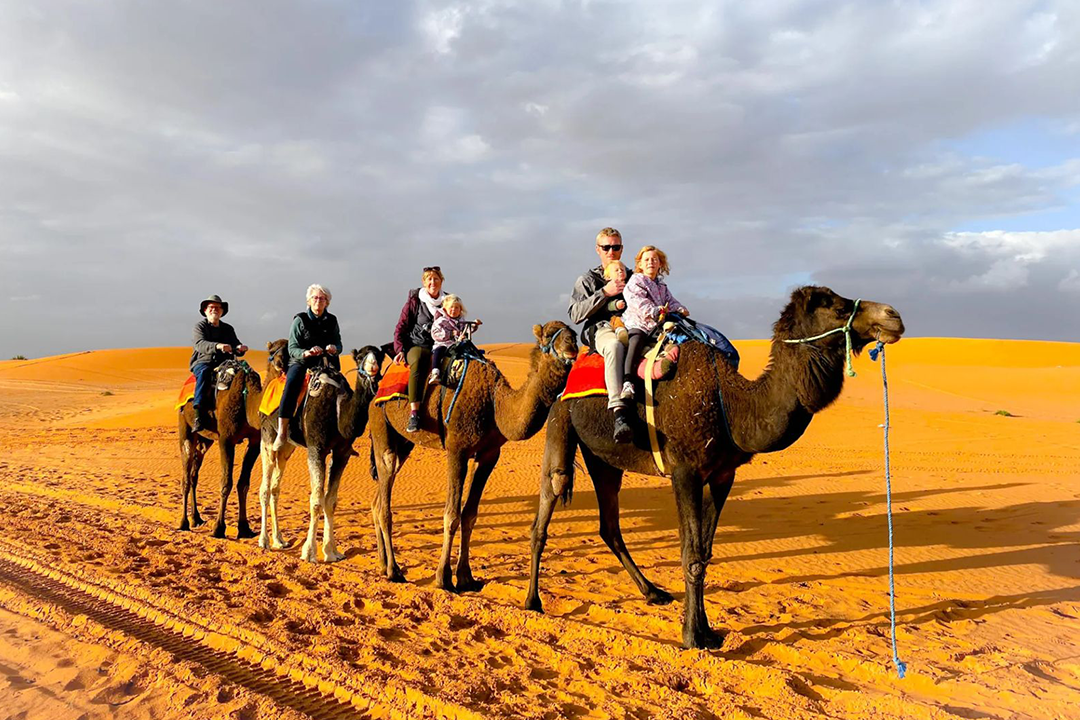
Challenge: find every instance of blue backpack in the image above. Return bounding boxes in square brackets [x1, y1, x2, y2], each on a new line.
[661, 314, 740, 370]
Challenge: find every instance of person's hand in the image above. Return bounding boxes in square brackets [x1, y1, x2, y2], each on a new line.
[217, 343, 233, 353]
[615, 300, 626, 311]
[679, 308, 690, 317]
[304, 346, 324, 359]
[602, 279, 624, 297]
[326, 344, 338, 355]
[394, 352, 406, 365]
[474, 319, 482, 326]
[236, 344, 248, 354]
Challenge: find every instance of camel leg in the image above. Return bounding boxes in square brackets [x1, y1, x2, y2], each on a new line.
[455, 446, 500, 592]
[525, 407, 577, 613]
[234, 435, 259, 539]
[300, 446, 327, 563]
[671, 464, 721, 649]
[178, 430, 194, 531]
[189, 438, 210, 528]
[371, 443, 406, 581]
[258, 439, 274, 548]
[436, 446, 470, 592]
[321, 447, 351, 563]
[212, 440, 236, 539]
[267, 444, 292, 549]
[581, 447, 673, 606]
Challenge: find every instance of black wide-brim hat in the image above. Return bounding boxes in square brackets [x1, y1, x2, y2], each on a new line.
[199, 294, 229, 317]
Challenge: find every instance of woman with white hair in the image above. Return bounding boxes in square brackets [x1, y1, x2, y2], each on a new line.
[272, 284, 343, 451]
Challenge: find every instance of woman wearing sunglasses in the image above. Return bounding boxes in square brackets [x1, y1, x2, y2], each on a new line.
[392, 266, 449, 433]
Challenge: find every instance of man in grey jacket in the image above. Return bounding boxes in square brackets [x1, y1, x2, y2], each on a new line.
[190, 294, 248, 432]
[568, 227, 634, 443]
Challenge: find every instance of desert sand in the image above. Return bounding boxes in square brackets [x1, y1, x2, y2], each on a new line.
[0, 338, 1077, 719]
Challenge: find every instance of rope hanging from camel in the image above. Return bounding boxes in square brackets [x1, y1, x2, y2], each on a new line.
[869, 340, 907, 679]
[644, 321, 675, 476]
[782, 298, 861, 377]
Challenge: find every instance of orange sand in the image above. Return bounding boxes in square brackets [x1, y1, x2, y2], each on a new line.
[0, 339, 1078, 719]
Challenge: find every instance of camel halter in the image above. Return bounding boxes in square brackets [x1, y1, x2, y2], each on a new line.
[540, 327, 575, 366]
[782, 298, 861, 377]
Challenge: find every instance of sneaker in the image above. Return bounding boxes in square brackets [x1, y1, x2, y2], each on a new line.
[620, 380, 635, 401]
[612, 411, 633, 444]
[406, 412, 420, 433]
[427, 368, 441, 386]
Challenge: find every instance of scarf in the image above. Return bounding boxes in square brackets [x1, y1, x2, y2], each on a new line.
[419, 287, 446, 318]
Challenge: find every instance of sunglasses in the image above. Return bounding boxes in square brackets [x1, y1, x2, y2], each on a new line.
[596, 244, 623, 252]
[423, 265, 441, 273]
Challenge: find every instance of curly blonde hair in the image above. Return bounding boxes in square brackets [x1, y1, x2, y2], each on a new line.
[634, 246, 670, 277]
[441, 294, 466, 315]
[603, 260, 628, 280]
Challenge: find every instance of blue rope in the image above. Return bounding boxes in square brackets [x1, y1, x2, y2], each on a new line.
[444, 357, 469, 424]
[870, 341, 907, 679]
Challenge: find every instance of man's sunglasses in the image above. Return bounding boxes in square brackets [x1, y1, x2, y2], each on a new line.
[423, 265, 441, 273]
[596, 244, 623, 252]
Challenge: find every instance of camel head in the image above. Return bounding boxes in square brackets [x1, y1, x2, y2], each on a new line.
[215, 358, 262, 394]
[775, 286, 905, 352]
[266, 339, 289, 378]
[532, 321, 579, 367]
[351, 345, 386, 390]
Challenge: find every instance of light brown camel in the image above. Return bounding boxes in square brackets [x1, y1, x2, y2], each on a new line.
[526, 286, 905, 649]
[177, 358, 263, 539]
[259, 344, 385, 562]
[369, 321, 578, 591]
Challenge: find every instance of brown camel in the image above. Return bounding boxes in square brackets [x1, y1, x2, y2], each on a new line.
[177, 358, 263, 539]
[259, 344, 385, 562]
[369, 321, 578, 591]
[525, 286, 906, 649]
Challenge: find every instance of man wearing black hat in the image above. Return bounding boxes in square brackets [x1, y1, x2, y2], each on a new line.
[190, 295, 248, 432]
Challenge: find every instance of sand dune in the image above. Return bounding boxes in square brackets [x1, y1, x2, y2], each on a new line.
[0, 339, 1077, 719]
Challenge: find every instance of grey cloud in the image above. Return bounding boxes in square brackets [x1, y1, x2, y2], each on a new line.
[1, 0, 1079, 359]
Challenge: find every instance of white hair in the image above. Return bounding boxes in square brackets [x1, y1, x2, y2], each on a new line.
[306, 284, 332, 304]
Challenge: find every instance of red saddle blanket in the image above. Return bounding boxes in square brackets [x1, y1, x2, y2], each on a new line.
[561, 351, 608, 401]
[373, 362, 411, 406]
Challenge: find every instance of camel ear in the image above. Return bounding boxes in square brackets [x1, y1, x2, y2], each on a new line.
[533, 324, 544, 343]
[266, 341, 273, 351]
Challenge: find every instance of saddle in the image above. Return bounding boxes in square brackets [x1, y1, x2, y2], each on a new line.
[432, 339, 487, 388]
[288, 367, 352, 448]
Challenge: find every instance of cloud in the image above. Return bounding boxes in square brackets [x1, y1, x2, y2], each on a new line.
[1, 0, 1079, 358]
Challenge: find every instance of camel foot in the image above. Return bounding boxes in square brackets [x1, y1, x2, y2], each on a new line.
[323, 547, 345, 563]
[683, 625, 725, 650]
[644, 586, 674, 606]
[300, 540, 318, 563]
[192, 514, 206, 528]
[387, 564, 407, 583]
[524, 594, 544, 613]
[236, 523, 257, 540]
[177, 519, 190, 532]
[271, 537, 289, 550]
[456, 578, 485, 593]
[211, 524, 227, 539]
[258, 533, 269, 549]
[435, 570, 455, 592]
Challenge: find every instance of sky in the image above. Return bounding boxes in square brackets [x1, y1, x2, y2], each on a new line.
[1, 0, 1078, 359]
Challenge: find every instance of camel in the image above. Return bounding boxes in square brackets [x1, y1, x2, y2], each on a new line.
[369, 321, 579, 591]
[177, 358, 263, 539]
[259, 343, 385, 562]
[525, 286, 906, 649]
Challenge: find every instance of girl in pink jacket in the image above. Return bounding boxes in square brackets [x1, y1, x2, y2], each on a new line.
[621, 245, 689, 400]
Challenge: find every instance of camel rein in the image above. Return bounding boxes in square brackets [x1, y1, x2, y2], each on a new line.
[782, 298, 861, 377]
[869, 340, 907, 678]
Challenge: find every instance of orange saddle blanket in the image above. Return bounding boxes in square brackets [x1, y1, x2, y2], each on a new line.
[258, 374, 308, 416]
[373, 362, 411, 406]
[175, 375, 197, 409]
[561, 351, 608, 401]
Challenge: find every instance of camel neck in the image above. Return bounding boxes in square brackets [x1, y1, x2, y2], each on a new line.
[493, 352, 569, 442]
